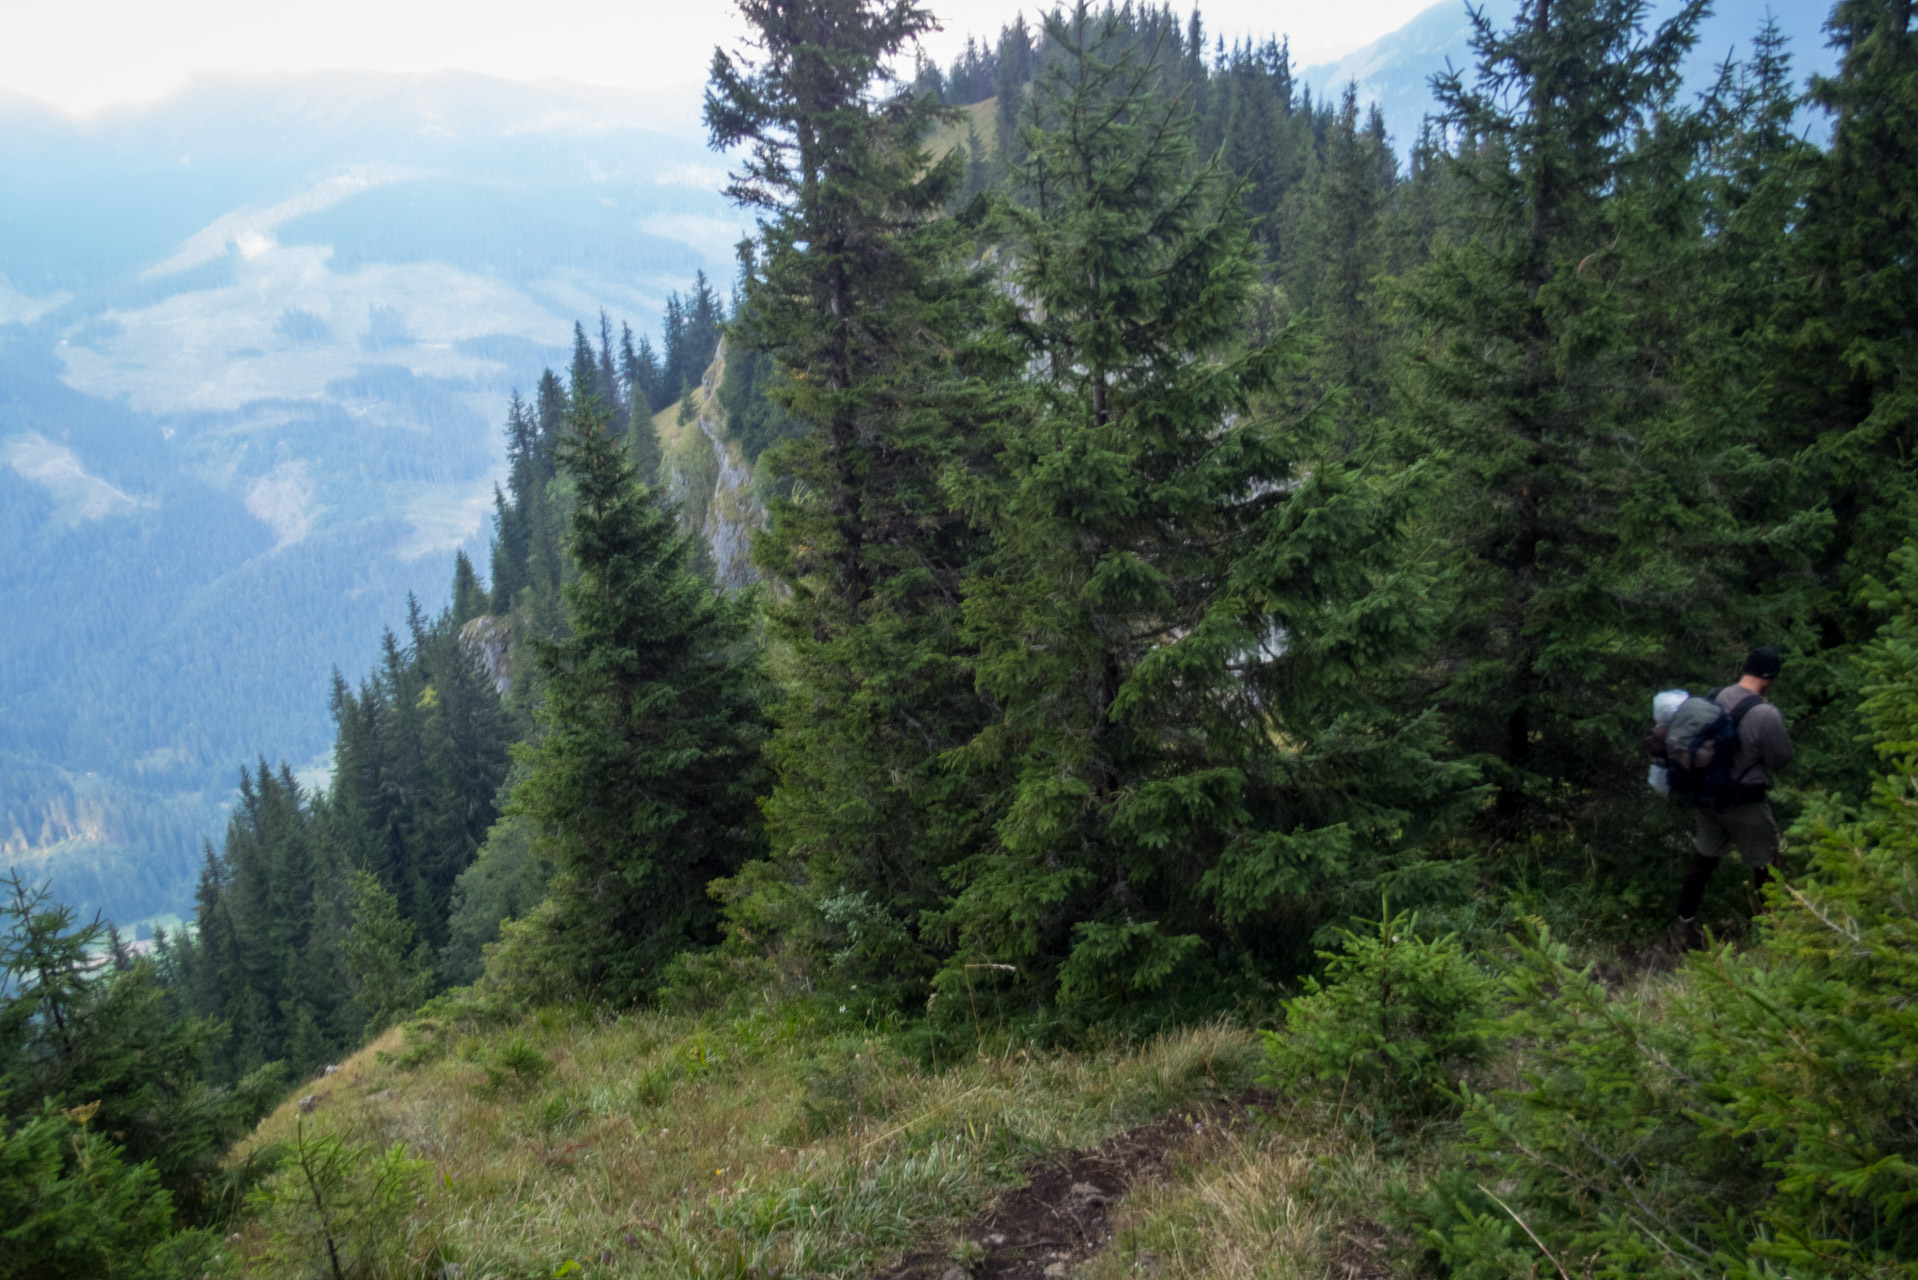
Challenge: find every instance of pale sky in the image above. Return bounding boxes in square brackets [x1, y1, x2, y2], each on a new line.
[1, 0, 1442, 116]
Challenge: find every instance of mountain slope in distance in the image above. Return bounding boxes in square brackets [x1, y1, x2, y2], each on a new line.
[1302, 0, 1840, 154]
[0, 71, 743, 931]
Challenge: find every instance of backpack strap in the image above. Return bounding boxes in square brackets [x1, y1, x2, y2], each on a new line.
[1725, 690, 1765, 783]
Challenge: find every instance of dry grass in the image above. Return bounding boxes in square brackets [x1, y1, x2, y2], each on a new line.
[1076, 1100, 1427, 1280]
[653, 363, 721, 533]
[923, 97, 1000, 164]
[227, 1005, 1261, 1279]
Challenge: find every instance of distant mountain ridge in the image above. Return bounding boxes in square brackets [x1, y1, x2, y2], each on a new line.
[0, 70, 744, 931]
[1302, 0, 1839, 154]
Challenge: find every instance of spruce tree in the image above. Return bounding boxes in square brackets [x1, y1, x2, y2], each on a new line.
[964, 118, 990, 196]
[1639, 20, 1830, 777]
[683, 270, 724, 383]
[450, 550, 487, 625]
[596, 309, 624, 421]
[568, 323, 604, 420]
[992, 13, 1034, 180]
[1213, 37, 1310, 258]
[182, 586, 512, 1071]
[620, 322, 666, 415]
[705, 0, 1006, 987]
[0, 1103, 183, 1280]
[1769, 0, 1918, 778]
[510, 403, 765, 1001]
[621, 323, 669, 481]
[415, 605, 513, 949]
[535, 369, 568, 461]
[340, 870, 431, 1034]
[489, 395, 536, 613]
[0, 873, 280, 1223]
[1300, 83, 1396, 423]
[1403, 0, 1719, 826]
[941, 5, 1469, 1009]
[661, 291, 690, 395]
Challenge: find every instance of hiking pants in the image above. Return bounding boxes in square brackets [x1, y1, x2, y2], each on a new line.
[1693, 801, 1779, 868]
[1679, 801, 1779, 920]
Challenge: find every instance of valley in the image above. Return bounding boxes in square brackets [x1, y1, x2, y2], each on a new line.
[0, 73, 747, 927]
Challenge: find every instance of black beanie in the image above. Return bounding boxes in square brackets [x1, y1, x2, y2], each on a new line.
[1743, 646, 1783, 679]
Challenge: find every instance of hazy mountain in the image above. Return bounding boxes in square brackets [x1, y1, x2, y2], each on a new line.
[1302, 0, 1839, 155]
[0, 71, 743, 931]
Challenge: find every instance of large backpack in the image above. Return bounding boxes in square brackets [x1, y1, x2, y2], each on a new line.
[1658, 688, 1764, 808]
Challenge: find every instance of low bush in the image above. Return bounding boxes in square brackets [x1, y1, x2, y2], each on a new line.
[244, 1122, 440, 1280]
[482, 1034, 554, 1095]
[0, 1104, 194, 1280]
[1412, 550, 1918, 1278]
[1262, 908, 1494, 1127]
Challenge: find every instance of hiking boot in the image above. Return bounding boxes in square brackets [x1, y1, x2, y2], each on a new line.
[1673, 915, 1705, 952]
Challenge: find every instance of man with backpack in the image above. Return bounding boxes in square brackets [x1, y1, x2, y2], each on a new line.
[1663, 647, 1794, 948]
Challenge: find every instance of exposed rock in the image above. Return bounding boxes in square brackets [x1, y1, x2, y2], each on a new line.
[694, 406, 761, 590]
[658, 339, 765, 592]
[1066, 1182, 1108, 1209]
[459, 614, 514, 694]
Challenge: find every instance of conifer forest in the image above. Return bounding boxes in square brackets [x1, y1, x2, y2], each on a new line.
[6, 0, 1918, 1276]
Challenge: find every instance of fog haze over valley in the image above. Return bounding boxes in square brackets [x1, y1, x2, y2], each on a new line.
[0, 71, 743, 929]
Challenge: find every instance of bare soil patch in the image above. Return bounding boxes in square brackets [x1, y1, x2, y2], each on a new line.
[876, 1088, 1277, 1280]
[1332, 1217, 1392, 1280]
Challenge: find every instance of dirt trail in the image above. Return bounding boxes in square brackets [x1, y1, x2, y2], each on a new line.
[876, 1088, 1276, 1280]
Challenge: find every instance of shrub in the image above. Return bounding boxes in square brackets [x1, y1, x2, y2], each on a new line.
[1408, 923, 1717, 1280]
[1414, 545, 1918, 1278]
[1262, 908, 1493, 1125]
[342, 870, 433, 1035]
[244, 1121, 439, 1280]
[0, 1104, 185, 1280]
[439, 898, 582, 1021]
[482, 1034, 554, 1095]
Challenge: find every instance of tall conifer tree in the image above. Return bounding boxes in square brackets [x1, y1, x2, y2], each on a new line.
[1404, 0, 1716, 824]
[942, 5, 1468, 1009]
[511, 405, 766, 1000]
[1770, 0, 1918, 765]
[704, 0, 1006, 984]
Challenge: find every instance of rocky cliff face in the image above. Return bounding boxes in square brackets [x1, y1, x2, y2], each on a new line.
[655, 340, 766, 590]
[459, 614, 515, 694]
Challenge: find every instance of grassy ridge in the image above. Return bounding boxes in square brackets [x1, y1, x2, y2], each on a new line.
[231, 1007, 1263, 1278]
[923, 98, 998, 163]
[653, 381, 721, 540]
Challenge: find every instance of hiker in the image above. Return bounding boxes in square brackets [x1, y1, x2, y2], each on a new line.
[1670, 647, 1794, 947]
